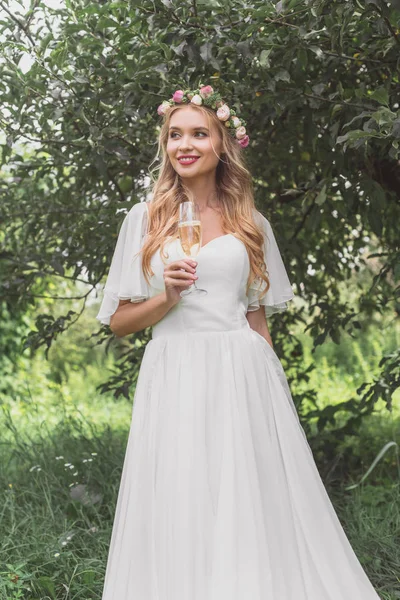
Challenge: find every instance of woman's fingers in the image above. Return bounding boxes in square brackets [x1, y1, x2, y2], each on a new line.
[171, 259, 197, 273]
[164, 259, 197, 287]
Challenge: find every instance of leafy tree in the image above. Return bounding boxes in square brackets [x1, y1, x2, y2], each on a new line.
[0, 0, 399, 447]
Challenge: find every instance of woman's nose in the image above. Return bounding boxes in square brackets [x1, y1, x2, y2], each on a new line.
[178, 136, 193, 150]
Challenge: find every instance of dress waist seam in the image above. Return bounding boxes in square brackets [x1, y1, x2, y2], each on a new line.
[151, 324, 251, 341]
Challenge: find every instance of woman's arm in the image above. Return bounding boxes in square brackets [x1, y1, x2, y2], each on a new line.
[108, 257, 197, 337]
[110, 292, 177, 337]
[246, 307, 273, 349]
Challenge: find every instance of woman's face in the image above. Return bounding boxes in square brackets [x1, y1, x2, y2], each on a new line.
[166, 105, 222, 181]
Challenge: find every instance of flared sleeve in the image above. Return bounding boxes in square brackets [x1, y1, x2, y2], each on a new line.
[96, 202, 150, 326]
[246, 210, 295, 318]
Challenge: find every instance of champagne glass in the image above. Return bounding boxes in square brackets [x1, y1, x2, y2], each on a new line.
[178, 202, 208, 297]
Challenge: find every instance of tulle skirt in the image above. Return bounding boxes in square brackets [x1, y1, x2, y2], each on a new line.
[101, 327, 380, 600]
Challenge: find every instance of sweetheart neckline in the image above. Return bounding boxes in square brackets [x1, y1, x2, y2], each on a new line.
[200, 233, 234, 250]
[143, 204, 235, 252]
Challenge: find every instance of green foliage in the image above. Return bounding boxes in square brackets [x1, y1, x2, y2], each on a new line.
[279, 300, 398, 466]
[0, 301, 32, 400]
[0, 0, 399, 438]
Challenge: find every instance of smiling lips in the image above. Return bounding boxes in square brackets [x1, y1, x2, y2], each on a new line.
[177, 156, 200, 165]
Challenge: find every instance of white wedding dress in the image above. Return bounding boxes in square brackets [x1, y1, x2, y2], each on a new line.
[96, 201, 381, 600]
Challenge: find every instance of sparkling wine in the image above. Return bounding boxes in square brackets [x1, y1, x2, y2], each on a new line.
[178, 202, 207, 297]
[178, 220, 201, 256]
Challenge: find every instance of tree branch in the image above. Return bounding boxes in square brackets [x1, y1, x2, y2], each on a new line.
[0, 0, 35, 45]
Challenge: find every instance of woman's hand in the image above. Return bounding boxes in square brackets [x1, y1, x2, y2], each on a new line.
[164, 258, 198, 305]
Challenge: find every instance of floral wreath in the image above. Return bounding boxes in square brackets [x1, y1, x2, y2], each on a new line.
[157, 84, 250, 148]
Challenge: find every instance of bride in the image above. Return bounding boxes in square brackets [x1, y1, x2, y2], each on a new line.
[96, 83, 381, 600]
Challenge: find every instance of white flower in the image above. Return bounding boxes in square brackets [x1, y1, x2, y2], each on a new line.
[157, 101, 171, 116]
[232, 116, 241, 127]
[235, 126, 247, 139]
[216, 104, 231, 121]
[190, 94, 203, 105]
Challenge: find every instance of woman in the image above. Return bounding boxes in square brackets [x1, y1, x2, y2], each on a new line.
[96, 85, 381, 599]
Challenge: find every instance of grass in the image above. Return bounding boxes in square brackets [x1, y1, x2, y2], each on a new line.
[0, 403, 126, 598]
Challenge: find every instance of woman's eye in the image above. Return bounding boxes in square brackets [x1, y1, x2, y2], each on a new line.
[170, 132, 206, 138]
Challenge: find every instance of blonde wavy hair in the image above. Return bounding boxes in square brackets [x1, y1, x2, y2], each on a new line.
[140, 103, 270, 301]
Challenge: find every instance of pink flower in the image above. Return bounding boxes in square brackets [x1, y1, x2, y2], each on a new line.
[157, 101, 171, 116]
[199, 85, 214, 98]
[172, 90, 184, 103]
[235, 126, 247, 139]
[238, 135, 250, 148]
[216, 104, 231, 121]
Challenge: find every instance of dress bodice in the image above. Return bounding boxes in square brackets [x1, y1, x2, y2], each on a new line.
[148, 234, 252, 339]
[95, 201, 295, 332]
